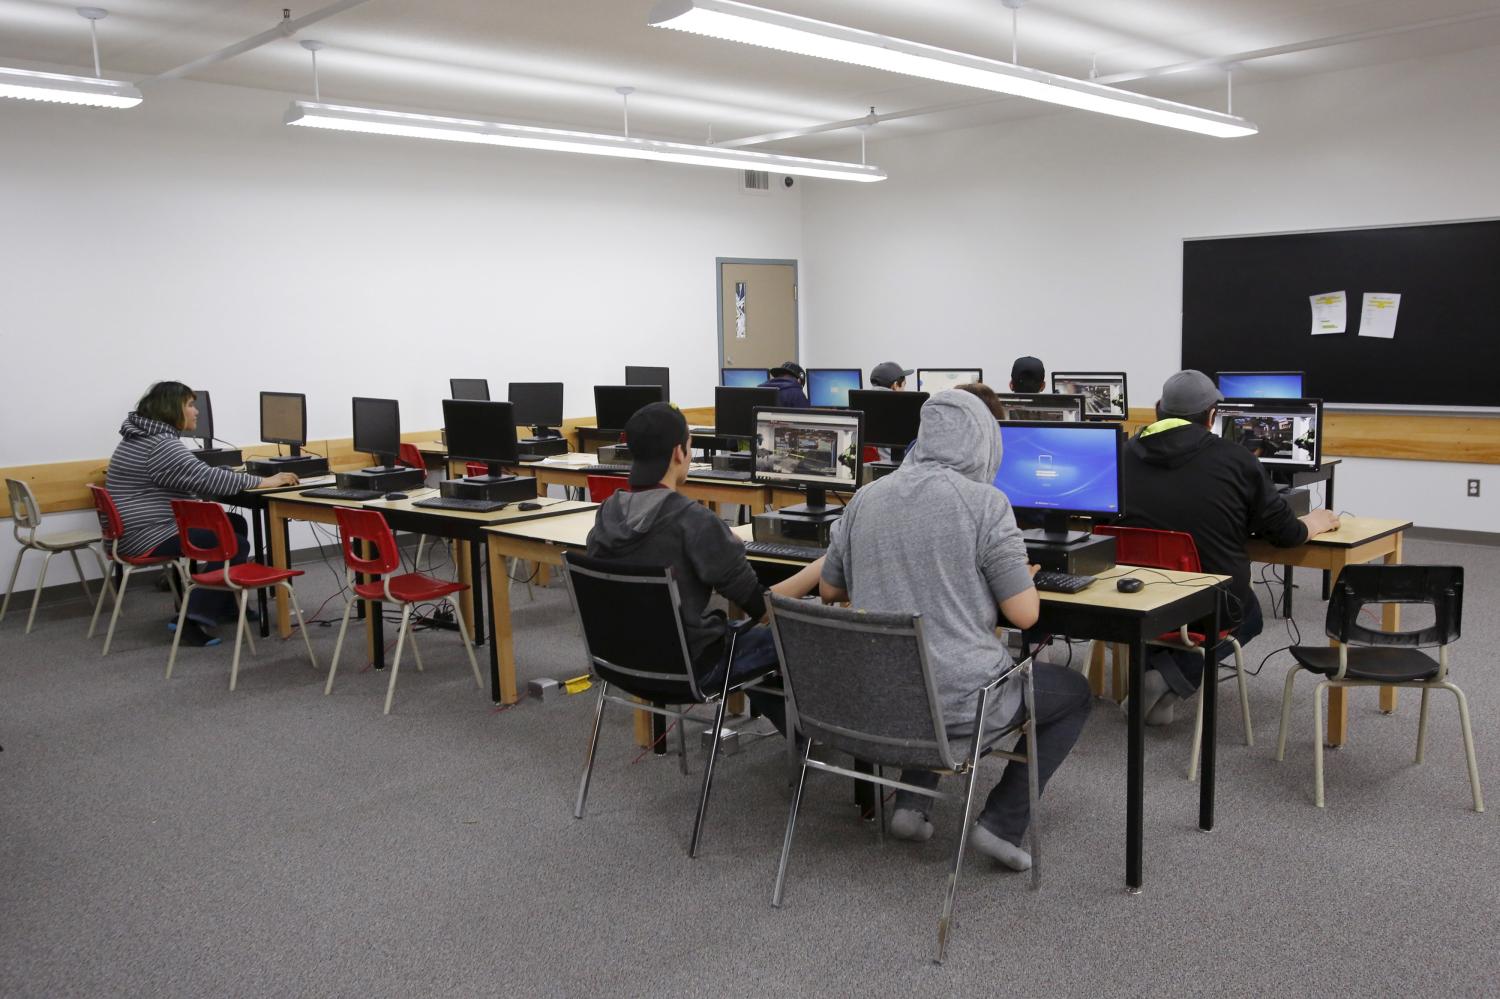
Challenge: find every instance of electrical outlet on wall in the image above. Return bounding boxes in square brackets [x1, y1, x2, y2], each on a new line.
[1467, 479, 1481, 497]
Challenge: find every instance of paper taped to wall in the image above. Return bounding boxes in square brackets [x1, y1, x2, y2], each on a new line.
[1310, 290, 1347, 335]
[1359, 292, 1401, 339]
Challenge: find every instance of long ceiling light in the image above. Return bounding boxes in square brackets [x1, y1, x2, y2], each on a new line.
[284, 100, 887, 182]
[0, 8, 142, 109]
[648, 0, 1256, 138]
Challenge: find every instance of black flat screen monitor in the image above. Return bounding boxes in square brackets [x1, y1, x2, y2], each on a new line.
[1211, 398, 1322, 471]
[916, 368, 983, 393]
[722, 367, 770, 388]
[625, 366, 670, 402]
[450, 378, 491, 401]
[1215, 371, 1305, 399]
[183, 389, 214, 449]
[508, 382, 564, 432]
[715, 386, 778, 439]
[751, 406, 862, 512]
[994, 421, 1125, 542]
[260, 391, 308, 454]
[442, 399, 519, 479]
[805, 368, 862, 408]
[594, 385, 664, 432]
[1050, 372, 1128, 421]
[995, 393, 1085, 422]
[352, 397, 401, 470]
[848, 389, 929, 451]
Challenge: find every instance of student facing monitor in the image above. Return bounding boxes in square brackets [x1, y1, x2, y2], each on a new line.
[916, 368, 983, 393]
[995, 393, 1085, 422]
[450, 378, 490, 401]
[994, 421, 1124, 543]
[509, 382, 564, 436]
[1216, 371, 1305, 399]
[181, 389, 215, 449]
[260, 391, 308, 454]
[848, 389, 928, 455]
[352, 397, 403, 471]
[625, 366, 670, 402]
[721, 367, 770, 388]
[1050, 372, 1128, 421]
[805, 368, 862, 408]
[594, 385, 663, 432]
[714, 386, 778, 440]
[1211, 398, 1322, 471]
[442, 399, 519, 481]
[752, 406, 862, 514]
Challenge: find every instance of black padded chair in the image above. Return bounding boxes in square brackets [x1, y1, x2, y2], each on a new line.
[1276, 564, 1482, 811]
[765, 593, 1039, 964]
[563, 551, 777, 858]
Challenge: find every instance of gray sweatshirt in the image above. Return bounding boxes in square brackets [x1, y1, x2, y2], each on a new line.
[822, 390, 1034, 727]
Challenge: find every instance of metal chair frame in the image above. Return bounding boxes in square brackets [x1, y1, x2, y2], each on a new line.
[2, 477, 104, 634]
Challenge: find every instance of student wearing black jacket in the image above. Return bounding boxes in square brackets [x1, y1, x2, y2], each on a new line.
[1118, 371, 1340, 724]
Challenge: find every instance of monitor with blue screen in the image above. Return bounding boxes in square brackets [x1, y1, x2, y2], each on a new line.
[994, 421, 1124, 542]
[722, 367, 770, 388]
[806, 368, 862, 408]
[1216, 371, 1304, 399]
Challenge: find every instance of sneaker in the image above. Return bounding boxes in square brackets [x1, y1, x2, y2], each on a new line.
[889, 807, 934, 842]
[169, 620, 221, 647]
[970, 823, 1032, 871]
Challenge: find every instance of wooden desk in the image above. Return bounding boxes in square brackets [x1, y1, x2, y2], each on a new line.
[1247, 516, 1411, 747]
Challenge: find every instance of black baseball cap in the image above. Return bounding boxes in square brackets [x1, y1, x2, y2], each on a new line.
[769, 360, 805, 381]
[625, 402, 689, 487]
[1011, 356, 1045, 385]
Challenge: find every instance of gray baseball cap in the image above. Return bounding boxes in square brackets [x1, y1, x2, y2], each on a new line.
[870, 361, 913, 387]
[1160, 370, 1224, 416]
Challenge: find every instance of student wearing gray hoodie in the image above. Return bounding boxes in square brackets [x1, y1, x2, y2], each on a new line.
[820, 389, 1091, 871]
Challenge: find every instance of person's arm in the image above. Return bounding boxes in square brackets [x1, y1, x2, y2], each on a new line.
[1245, 459, 1316, 548]
[150, 438, 263, 498]
[1299, 508, 1341, 538]
[998, 566, 1042, 630]
[684, 509, 767, 621]
[981, 502, 1040, 628]
[819, 506, 851, 603]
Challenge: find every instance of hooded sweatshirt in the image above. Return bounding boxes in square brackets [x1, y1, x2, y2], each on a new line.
[1119, 419, 1307, 618]
[585, 487, 766, 671]
[823, 390, 1034, 728]
[759, 376, 810, 409]
[106, 413, 261, 557]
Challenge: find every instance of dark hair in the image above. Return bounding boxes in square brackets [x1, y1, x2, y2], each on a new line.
[955, 382, 1005, 419]
[1154, 401, 1214, 426]
[136, 381, 196, 429]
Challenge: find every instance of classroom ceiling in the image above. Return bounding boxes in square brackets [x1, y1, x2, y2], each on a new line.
[4, 0, 1500, 154]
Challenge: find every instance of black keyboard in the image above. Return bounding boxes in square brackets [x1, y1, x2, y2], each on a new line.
[744, 541, 826, 561]
[691, 468, 752, 482]
[301, 487, 383, 501]
[584, 464, 632, 474]
[412, 497, 511, 513]
[1032, 570, 1096, 594]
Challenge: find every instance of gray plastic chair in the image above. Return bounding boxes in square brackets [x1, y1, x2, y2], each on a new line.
[765, 593, 1039, 964]
[3, 478, 104, 634]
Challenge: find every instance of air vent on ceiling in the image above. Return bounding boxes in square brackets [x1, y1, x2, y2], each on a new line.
[741, 169, 771, 195]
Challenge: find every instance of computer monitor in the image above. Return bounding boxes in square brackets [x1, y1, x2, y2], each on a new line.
[994, 421, 1124, 543]
[625, 366, 670, 402]
[806, 368, 862, 408]
[442, 399, 519, 481]
[1216, 371, 1305, 399]
[508, 382, 564, 436]
[450, 378, 490, 401]
[916, 368, 983, 393]
[751, 407, 862, 514]
[1050, 372, 1128, 421]
[848, 389, 928, 454]
[721, 367, 770, 388]
[351, 397, 402, 471]
[594, 385, 664, 432]
[1211, 398, 1322, 471]
[182, 389, 214, 449]
[714, 386, 778, 439]
[259, 391, 308, 457]
[995, 393, 1085, 422]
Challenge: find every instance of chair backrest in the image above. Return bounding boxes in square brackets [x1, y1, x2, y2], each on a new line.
[1093, 524, 1201, 572]
[1328, 564, 1462, 648]
[169, 499, 238, 562]
[333, 507, 403, 576]
[767, 593, 958, 772]
[89, 484, 126, 544]
[5, 478, 42, 536]
[562, 551, 702, 702]
[398, 442, 424, 469]
[465, 461, 489, 477]
[586, 475, 629, 504]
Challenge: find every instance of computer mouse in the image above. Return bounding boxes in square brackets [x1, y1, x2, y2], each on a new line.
[383, 492, 408, 501]
[1116, 577, 1145, 594]
[517, 501, 542, 511]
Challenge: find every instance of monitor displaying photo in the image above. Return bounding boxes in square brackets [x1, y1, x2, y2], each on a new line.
[752, 408, 860, 490]
[1051, 372, 1127, 420]
[1211, 399, 1321, 468]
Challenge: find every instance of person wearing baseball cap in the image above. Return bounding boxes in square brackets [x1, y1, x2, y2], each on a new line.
[1117, 370, 1340, 725]
[760, 360, 810, 408]
[1009, 356, 1046, 394]
[869, 361, 913, 390]
[585, 402, 825, 727]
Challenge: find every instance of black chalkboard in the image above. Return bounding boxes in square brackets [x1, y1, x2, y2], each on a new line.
[1181, 220, 1500, 407]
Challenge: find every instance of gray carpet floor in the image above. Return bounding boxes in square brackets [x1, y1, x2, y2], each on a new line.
[2, 537, 1496, 997]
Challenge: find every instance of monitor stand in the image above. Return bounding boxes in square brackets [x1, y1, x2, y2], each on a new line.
[777, 485, 844, 522]
[1021, 512, 1090, 546]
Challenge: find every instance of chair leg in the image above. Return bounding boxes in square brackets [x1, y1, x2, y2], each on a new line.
[25, 550, 55, 634]
[165, 583, 193, 679]
[1443, 683, 1485, 812]
[407, 626, 424, 672]
[447, 596, 483, 691]
[1024, 667, 1042, 891]
[1232, 640, 1253, 747]
[1313, 680, 1328, 808]
[574, 681, 610, 819]
[228, 590, 251, 691]
[241, 597, 258, 656]
[0, 546, 27, 624]
[1416, 687, 1431, 764]
[88, 559, 114, 639]
[285, 582, 318, 671]
[771, 741, 813, 909]
[325, 597, 356, 694]
[67, 548, 92, 602]
[676, 709, 689, 776]
[100, 566, 135, 657]
[1275, 667, 1300, 761]
[936, 757, 984, 964]
[382, 604, 413, 715]
[415, 535, 426, 567]
[689, 696, 732, 859]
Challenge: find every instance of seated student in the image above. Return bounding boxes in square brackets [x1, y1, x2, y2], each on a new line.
[955, 381, 1004, 416]
[107, 381, 299, 646]
[586, 403, 824, 724]
[820, 390, 1092, 871]
[760, 361, 810, 408]
[869, 361, 912, 391]
[1118, 370, 1341, 723]
[1010, 356, 1046, 394]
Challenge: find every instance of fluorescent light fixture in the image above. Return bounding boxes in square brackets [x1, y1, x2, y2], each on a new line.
[0, 66, 142, 108]
[284, 100, 886, 182]
[649, 0, 1257, 138]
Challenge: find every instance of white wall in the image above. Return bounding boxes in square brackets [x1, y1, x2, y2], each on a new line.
[0, 72, 803, 593]
[801, 43, 1500, 532]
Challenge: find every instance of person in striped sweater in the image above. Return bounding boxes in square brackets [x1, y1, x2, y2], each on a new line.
[106, 382, 299, 646]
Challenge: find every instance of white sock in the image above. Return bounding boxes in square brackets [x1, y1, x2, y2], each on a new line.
[890, 807, 934, 842]
[970, 823, 1032, 871]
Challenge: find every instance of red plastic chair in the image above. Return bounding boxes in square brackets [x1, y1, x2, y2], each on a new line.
[1093, 524, 1253, 779]
[398, 442, 426, 470]
[165, 499, 318, 691]
[327, 506, 483, 714]
[88, 485, 179, 656]
[586, 475, 629, 504]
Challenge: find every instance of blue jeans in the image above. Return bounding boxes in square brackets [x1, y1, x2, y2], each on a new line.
[1150, 593, 1264, 698]
[149, 512, 250, 627]
[696, 621, 786, 732]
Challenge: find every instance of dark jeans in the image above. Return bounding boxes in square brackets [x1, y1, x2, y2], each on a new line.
[1149, 594, 1264, 698]
[696, 620, 785, 732]
[149, 512, 250, 627]
[894, 662, 1093, 846]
